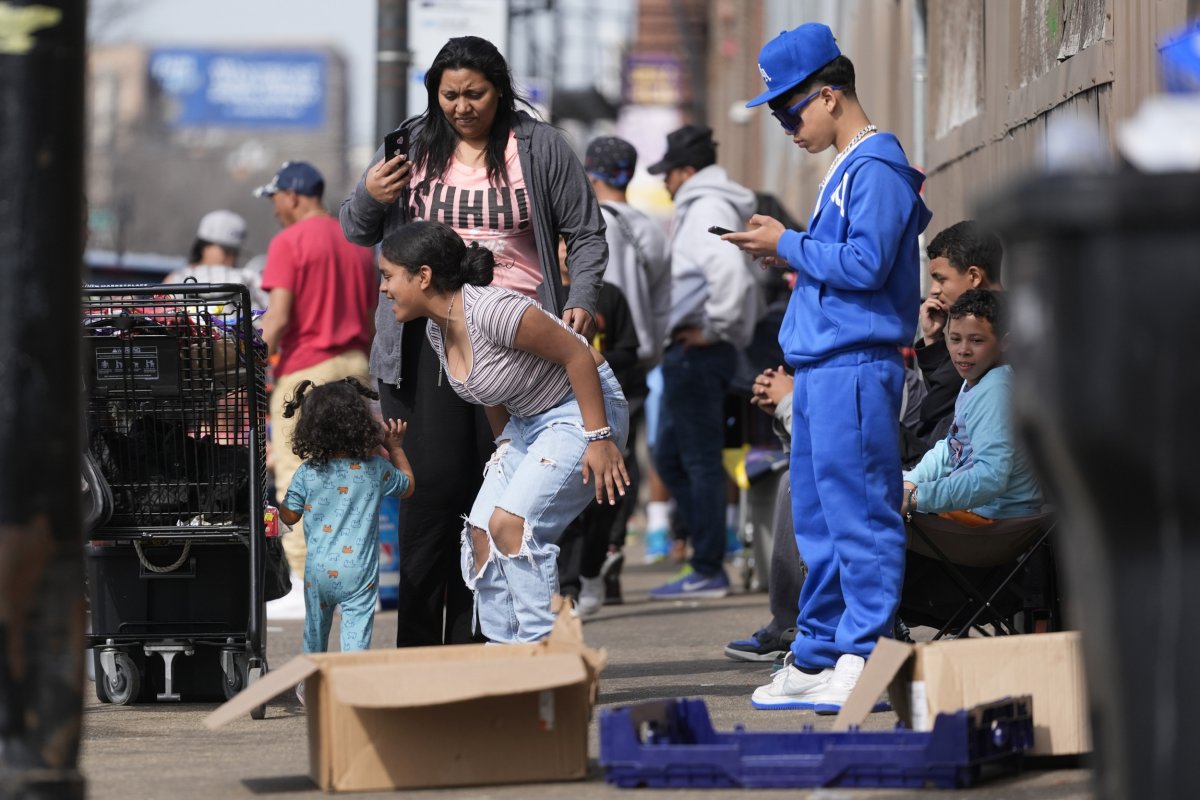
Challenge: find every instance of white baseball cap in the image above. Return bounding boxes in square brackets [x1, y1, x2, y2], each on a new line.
[196, 210, 247, 249]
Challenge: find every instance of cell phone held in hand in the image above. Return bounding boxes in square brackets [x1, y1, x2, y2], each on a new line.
[384, 129, 408, 163]
[708, 225, 734, 236]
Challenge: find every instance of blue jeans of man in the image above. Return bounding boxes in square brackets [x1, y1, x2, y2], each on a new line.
[653, 341, 737, 577]
[789, 347, 906, 670]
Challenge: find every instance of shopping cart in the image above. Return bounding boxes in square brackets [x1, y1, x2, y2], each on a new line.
[82, 283, 269, 715]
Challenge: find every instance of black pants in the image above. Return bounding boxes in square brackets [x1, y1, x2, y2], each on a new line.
[767, 474, 806, 636]
[608, 398, 643, 550]
[557, 399, 643, 596]
[378, 323, 493, 646]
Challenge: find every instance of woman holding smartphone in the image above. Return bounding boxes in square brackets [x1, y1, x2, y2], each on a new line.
[339, 35, 607, 647]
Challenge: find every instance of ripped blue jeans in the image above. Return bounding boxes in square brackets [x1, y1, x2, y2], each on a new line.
[461, 362, 628, 643]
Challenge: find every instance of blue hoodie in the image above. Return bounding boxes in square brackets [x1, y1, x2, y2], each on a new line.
[776, 132, 931, 366]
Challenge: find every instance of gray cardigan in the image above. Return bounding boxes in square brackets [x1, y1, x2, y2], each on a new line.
[339, 111, 607, 385]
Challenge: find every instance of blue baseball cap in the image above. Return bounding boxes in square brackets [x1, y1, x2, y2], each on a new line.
[746, 23, 841, 108]
[253, 161, 325, 198]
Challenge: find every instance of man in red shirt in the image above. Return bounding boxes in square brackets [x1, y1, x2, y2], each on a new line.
[255, 161, 377, 613]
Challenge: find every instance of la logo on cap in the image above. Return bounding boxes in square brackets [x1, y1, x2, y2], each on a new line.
[759, 63, 772, 84]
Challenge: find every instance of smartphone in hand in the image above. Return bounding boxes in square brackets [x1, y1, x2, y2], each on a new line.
[708, 226, 734, 236]
[384, 130, 408, 163]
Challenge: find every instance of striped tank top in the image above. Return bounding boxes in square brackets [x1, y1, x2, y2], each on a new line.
[425, 284, 589, 417]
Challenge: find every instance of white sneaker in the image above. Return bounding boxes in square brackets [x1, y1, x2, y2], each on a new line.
[811, 653, 890, 715]
[750, 653, 833, 710]
[267, 573, 306, 620]
[577, 576, 604, 617]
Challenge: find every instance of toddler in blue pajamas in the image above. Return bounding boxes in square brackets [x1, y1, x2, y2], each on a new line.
[278, 378, 415, 655]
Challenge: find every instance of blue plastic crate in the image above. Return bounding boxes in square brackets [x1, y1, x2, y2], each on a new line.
[377, 495, 400, 609]
[599, 696, 1032, 790]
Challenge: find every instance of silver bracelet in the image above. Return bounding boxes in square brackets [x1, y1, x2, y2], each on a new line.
[583, 425, 612, 442]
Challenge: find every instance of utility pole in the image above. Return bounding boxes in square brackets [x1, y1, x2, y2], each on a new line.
[0, 0, 87, 797]
[376, 0, 410, 142]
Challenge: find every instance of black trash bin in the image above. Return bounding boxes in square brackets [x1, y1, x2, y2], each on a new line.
[980, 171, 1200, 800]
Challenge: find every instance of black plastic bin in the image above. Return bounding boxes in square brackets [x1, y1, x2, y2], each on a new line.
[86, 541, 250, 638]
[980, 171, 1200, 800]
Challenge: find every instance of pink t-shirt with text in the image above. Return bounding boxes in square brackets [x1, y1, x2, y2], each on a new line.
[407, 133, 542, 300]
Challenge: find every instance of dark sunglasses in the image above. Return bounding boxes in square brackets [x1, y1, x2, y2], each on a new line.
[770, 85, 844, 134]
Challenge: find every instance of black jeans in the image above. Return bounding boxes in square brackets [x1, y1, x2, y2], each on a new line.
[609, 399, 643, 550]
[557, 397, 643, 596]
[379, 323, 493, 646]
[767, 474, 806, 637]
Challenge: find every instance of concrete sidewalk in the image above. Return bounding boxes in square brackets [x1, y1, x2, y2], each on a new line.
[79, 552, 1093, 799]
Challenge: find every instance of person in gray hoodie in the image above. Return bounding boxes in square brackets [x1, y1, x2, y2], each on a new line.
[646, 124, 764, 601]
[339, 36, 607, 647]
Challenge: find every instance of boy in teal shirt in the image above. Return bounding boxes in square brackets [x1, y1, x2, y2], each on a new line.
[902, 289, 1043, 520]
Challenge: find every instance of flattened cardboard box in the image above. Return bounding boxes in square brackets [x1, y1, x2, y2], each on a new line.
[204, 612, 606, 792]
[835, 632, 1090, 756]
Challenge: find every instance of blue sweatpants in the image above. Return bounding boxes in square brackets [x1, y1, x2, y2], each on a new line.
[789, 347, 906, 669]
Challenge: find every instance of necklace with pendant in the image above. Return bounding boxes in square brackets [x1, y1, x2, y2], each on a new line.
[438, 289, 457, 387]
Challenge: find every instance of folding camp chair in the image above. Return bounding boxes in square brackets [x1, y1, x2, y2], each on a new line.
[902, 511, 1059, 639]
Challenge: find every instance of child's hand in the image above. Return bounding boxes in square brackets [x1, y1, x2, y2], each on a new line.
[723, 214, 785, 260]
[751, 365, 792, 415]
[751, 368, 779, 414]
[919, 296, 948, 344]
[384, 418, 407, 449]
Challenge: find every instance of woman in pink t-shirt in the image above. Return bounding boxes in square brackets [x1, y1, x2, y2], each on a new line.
[339, 36, 608, 647]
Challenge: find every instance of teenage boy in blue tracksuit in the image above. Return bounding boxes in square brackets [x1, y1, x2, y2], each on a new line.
[726, 22, 932, 713]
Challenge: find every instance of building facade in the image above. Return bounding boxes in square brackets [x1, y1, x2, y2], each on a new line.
[702, 0, 1193, 234]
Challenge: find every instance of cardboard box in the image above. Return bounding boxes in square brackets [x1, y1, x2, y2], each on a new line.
[835, 632, 1090, 756]
[204, 611, 606, 792]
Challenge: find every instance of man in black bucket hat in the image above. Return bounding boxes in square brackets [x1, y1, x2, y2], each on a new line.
[647, 125, 718, 181]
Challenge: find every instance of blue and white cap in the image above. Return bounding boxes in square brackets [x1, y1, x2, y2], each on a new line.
[746, 23, 841, 108]
[253, 161, 325, 198]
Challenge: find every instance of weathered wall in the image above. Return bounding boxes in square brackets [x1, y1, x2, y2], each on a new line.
[708, 0, 1191, 235]
[924, 0, 1185, 233]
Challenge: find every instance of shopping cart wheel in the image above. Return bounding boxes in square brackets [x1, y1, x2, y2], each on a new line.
[247, 662, 267, 720]
[101, 652, 140, 706]
[222, 652, 248, 700]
